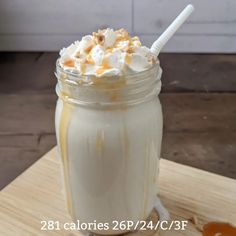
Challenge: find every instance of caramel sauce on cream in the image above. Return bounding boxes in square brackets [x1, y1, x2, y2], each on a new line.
[203, 222, 236, 236]
[106, 48, 113, 53]
[80, 63, 86, 74]
[125, 53, 132, 65]
[96, 57, 112, 75]
[84, 44, 94, 54]
[63, 59, 75, 67]
[86, 54, 95, 65]
[59, 28, 156, 76]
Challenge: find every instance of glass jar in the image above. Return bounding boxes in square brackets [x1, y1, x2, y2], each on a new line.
[55, 61, 163, 235]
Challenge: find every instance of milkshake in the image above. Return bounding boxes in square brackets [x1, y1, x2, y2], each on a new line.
[55, 28, 163, 235]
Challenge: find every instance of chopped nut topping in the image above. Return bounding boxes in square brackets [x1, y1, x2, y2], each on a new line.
[63, 59, 75, 67]
[125, 53, 132, 65]
[116, 28, 129, 37]
[86, 54, 95, 65]
[131, 36, 140, 41]
[147, 54, 157, 64]
[59, 28, 156, 76]
[80, 58, 87, 64]
[106, 47, 113, 53]
[126, 46, 135, 54]
[115, 28, 130, 42]
[93, 32, 105, 45]
[80, 62, 86, 74]
[75, 51, 80, 58]
[84, 44, 94, 54]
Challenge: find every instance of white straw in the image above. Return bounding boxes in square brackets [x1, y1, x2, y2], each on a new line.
[151, 4, 194, 56]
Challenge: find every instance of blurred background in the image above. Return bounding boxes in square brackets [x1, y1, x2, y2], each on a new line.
[0, 0, 236, 189]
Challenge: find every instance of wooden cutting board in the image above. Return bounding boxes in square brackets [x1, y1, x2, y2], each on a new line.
[0, 147, 235, 236]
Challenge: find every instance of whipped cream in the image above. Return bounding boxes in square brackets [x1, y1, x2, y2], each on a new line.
[59, 28, 157, 77]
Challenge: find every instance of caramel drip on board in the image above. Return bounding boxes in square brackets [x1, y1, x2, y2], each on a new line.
[203, 222, 236, 236]
[59, 101, 76, 220]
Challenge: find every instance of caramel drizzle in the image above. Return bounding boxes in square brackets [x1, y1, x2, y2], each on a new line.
[60, 28, 158, 87]
[125, 53, 132, 65]
[80, 63, 86, 74]
[63, 59, 75, 67]
[96, 57, 112, 75]
[96, 130, 105, 155]
[59, 101, 76, 220]
[86, 54, 95, 65]
[62, 28, 145, 73]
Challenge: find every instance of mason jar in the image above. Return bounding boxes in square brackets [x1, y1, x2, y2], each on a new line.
[55, 61, 163, 235]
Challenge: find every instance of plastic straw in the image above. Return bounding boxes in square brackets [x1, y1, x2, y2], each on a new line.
[150, 4, 194, 56]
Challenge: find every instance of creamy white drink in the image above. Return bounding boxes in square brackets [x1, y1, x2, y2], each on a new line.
[55, 28, 163, 235]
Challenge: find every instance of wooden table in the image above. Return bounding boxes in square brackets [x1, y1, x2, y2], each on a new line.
[0, 147, 235, 235]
